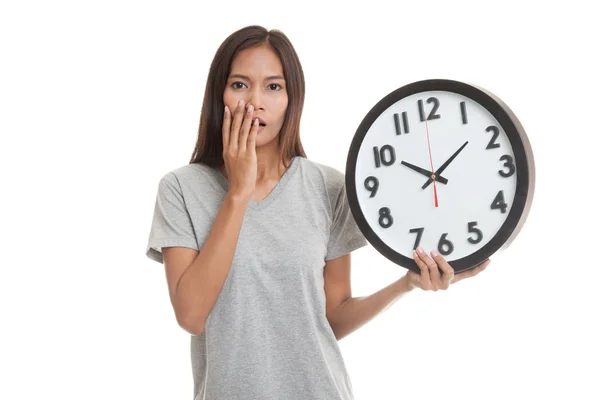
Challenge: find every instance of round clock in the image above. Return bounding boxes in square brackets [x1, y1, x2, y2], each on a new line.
[345, 79, 535, 274]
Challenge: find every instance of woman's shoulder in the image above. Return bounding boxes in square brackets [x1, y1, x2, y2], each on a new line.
[156, 162, 218, 189]
[297, 157, 346, 195]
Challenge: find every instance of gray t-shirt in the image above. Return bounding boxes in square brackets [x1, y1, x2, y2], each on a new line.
[145, 155, 368, 400]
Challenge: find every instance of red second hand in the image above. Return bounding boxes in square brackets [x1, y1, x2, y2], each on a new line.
[424, 118, 439, 208]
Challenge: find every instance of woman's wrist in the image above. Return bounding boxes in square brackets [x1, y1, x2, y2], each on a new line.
[396, 275, 417, 294]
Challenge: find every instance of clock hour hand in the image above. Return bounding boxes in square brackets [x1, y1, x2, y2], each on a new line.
[422, 141, 469, 189]
[400, 161, 449, 184]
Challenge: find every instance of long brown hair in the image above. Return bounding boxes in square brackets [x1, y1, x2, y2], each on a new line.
[189, 25, 307, 168]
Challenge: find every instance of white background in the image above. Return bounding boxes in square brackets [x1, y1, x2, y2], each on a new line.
[1, 1, 598, 399]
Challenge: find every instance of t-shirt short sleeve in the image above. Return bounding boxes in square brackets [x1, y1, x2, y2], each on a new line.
[145, 172, 199, 264]
[325, 180, 368, 261]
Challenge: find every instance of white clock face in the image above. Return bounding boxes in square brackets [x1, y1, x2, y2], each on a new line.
[355, 90, 518, 262]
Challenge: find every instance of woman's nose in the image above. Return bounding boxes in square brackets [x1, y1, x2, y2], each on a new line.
[246, 89, 263, 110]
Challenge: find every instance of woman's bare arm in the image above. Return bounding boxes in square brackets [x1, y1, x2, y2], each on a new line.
[163, 100, 259, 335]
[163, 193, 248, 335]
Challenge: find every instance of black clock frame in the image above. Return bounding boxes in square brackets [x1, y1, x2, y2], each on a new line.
[345, 79, 535, 273]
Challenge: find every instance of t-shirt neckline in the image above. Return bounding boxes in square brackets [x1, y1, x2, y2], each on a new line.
[214, 156, 300, 211]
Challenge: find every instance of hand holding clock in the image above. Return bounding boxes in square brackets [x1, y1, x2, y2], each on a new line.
[405, 246, 491, 290]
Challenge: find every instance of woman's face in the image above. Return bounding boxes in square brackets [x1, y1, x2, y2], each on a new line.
[223, 43, 288, 149]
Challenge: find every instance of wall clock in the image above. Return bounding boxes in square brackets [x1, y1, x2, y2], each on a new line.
[346, 79, 535, 273]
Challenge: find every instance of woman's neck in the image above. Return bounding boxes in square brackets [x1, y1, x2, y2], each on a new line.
[219, 148, 291, 183]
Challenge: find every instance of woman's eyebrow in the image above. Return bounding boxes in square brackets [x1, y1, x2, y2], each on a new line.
[229, 74, 285, 81]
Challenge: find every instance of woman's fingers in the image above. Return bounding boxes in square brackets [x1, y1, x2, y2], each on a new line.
[222, 105, 231, 150]
[431, 252, 454, 289]
[223, 100, 256, 154]
[425, 250, 442, 290]
[415, 247, 440, 290]
[412, 248, 487, 290]
[413, 247, 456, 291]
[229, 100, 245, 153]
[413, 249, 431, 290]
[452, 258, 490, 284]
[239, 103, 254, 151]
[248, 117, 259, 151]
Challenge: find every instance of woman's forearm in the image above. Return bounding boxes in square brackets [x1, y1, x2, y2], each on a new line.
[327, 275, 415, 341]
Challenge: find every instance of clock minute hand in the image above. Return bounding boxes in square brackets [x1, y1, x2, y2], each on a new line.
[400, 161, 449, 184]
[422, 141, 469, 190]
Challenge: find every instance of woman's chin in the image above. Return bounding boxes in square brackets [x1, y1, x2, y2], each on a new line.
[254, 130, 279, 148]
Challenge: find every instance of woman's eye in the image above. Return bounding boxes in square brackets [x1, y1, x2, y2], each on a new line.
[231, 82, 282, 90]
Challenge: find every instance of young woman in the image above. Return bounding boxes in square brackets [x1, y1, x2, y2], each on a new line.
[145, 25, 490, 400]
